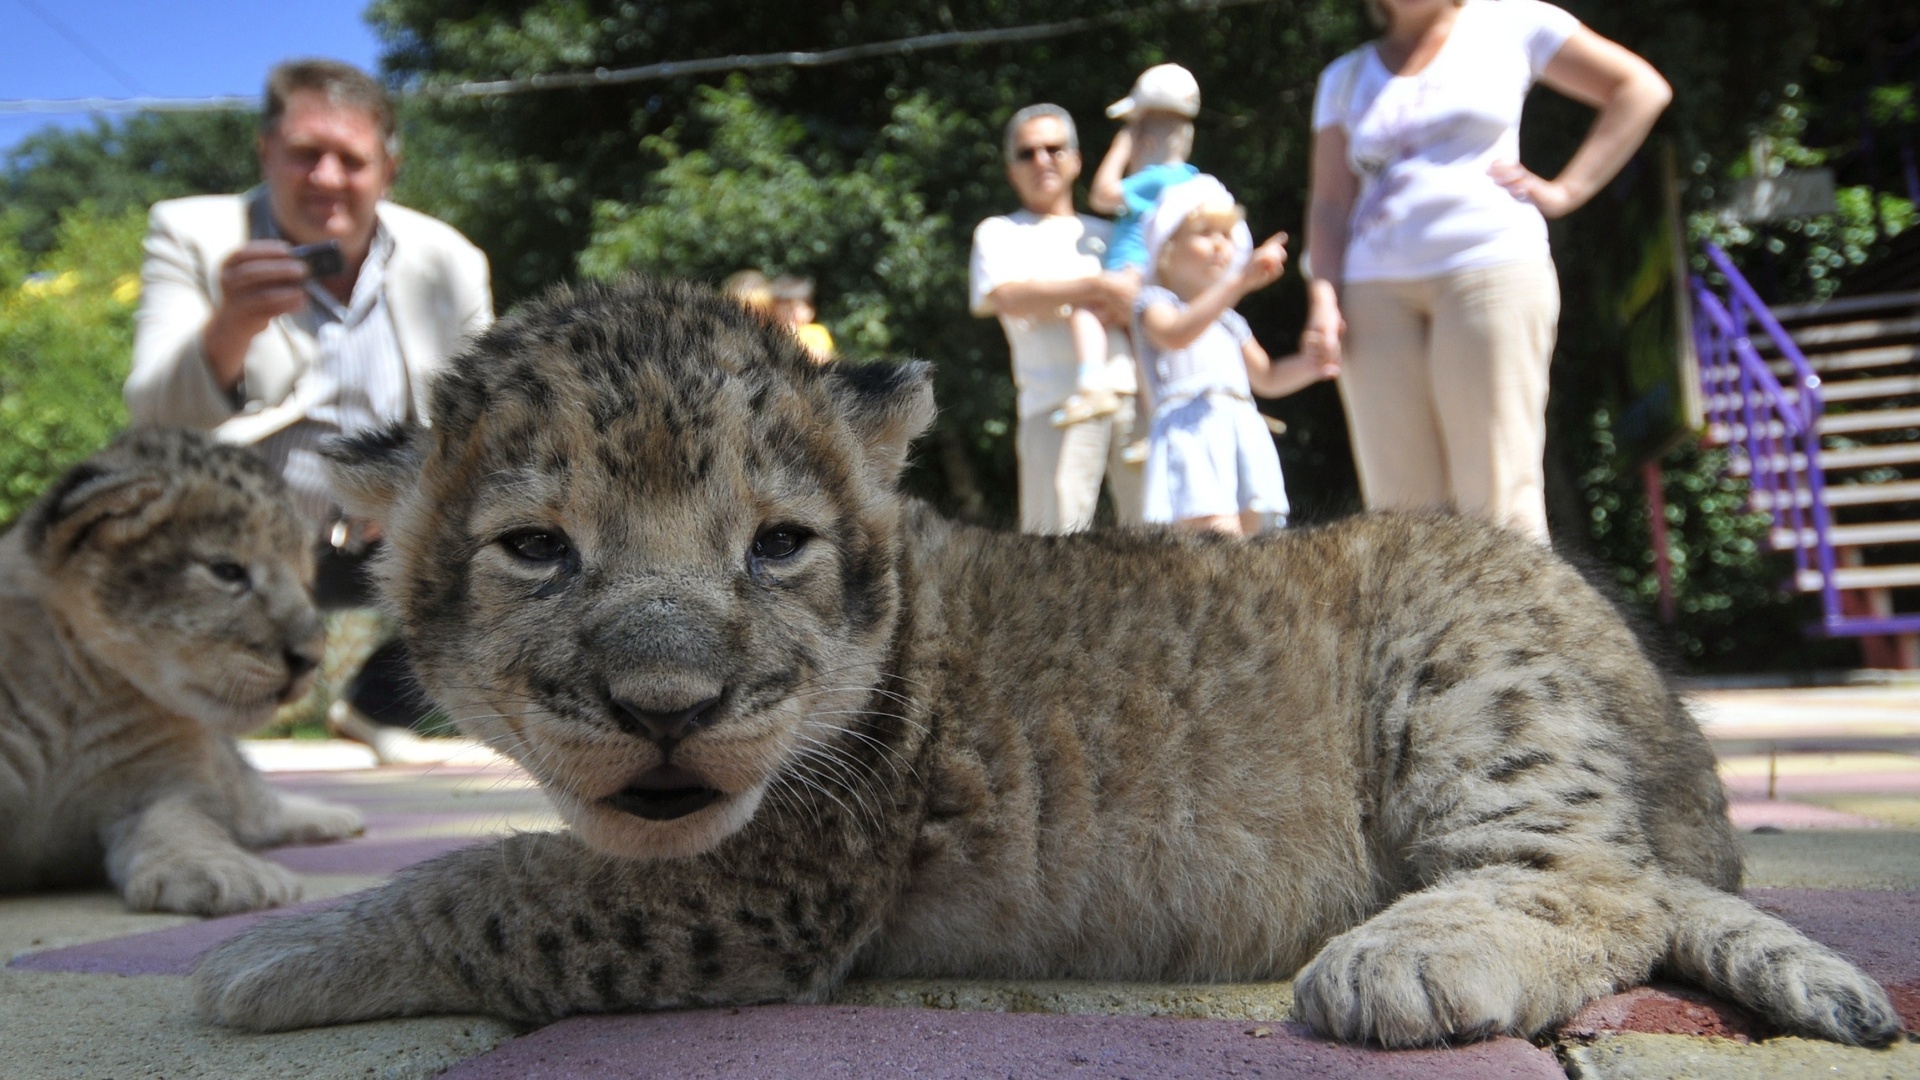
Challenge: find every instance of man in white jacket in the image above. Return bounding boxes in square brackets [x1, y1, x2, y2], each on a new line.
[126, 58, 492, 763]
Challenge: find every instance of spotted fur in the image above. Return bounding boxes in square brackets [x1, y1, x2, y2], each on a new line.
[194, 279, 1896, 1045]
[0, 429, 362, 914]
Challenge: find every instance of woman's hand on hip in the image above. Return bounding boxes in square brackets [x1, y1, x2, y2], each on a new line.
[1489, 161, 1578, 220]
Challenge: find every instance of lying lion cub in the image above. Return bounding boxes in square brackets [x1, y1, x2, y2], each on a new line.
[194, 279, 1896, 1046]
[0, 428, 363, 915]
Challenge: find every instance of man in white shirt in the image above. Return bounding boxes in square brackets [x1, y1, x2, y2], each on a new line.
[125, 59, 492, 762]
[969, 105, 1144, 534]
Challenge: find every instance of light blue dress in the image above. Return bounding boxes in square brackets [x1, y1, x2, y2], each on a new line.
[1132, 285, 1290, 526]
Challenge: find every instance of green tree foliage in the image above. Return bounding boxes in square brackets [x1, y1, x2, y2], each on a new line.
[1, 111, 258, 257]
[0, 205, 145, 526]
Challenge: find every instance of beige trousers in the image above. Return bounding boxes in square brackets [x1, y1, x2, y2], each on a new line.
[1337, 259, 1560, 542]
[1016, 394, 1145, 534]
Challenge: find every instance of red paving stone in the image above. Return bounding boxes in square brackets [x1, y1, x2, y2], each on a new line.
[435, 1008, 1565, 1080]
[1557, 984, 1769, 1042]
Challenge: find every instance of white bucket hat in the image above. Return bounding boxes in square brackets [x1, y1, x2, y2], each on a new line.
[1106, 63, 1201, 120]
[1140, 174, 1253, 284]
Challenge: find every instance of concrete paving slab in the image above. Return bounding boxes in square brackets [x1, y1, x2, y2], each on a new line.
[0, 875, 381, 965]
[833, 977, 1296, 1022]
[0, 968, 516, 1080]
[1560, 1032, 1920, 1079]
[1741, 829, 1920, 890]
[10, 893, 355, 976]
[436, 1007, 1566, 1080]
[1797, 795, 1920, 828]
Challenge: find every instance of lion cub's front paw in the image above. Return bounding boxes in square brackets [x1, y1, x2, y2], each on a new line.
[195, 907, 387, 1031]
[1293, 924, 1533, 1047]
[274, 794, 366, 844]
[122, 849, 302, 916]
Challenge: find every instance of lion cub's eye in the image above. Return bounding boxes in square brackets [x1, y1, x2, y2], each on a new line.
[207, 560, 251, 588]
[502, 529, 573, 564]
[750, 527, 809, 563]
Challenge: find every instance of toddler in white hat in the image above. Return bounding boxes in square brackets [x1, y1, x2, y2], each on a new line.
[1050, 63, 1205, 430]
[1130, 175, 1339, 536]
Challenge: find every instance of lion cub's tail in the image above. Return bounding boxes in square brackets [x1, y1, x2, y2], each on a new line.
[1660, 875, 1901, 1045]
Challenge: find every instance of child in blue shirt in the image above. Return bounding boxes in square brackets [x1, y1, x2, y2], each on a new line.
[1052, 64, 1203, 430]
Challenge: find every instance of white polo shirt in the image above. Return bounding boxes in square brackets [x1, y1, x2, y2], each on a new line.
[969, 210, 1138, 420]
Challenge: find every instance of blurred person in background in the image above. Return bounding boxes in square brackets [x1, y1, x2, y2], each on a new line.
[1304, 0, 1670, 542]
[125, 58, 492, 763]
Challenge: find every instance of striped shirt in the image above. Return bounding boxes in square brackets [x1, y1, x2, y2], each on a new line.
[251, 224, 411, 531]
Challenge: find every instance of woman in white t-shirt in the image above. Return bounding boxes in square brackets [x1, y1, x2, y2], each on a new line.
[1303, 0, 1670, 541]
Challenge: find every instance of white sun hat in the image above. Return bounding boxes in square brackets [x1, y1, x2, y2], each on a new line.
[1140, 174, 1253, 284]
[1106, 63, 1201, 120]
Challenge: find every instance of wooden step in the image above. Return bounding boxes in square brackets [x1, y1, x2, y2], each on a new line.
[1771, 289, 1920, 324]
[1826, 480, 1920, 507]
[1719, 410, 1920, 440]
[1796, 562, 1920, 592]
[1821, 442, 1920, 470]
[1772, 520, 1920, 550]
[1820, 375, 1920, 403]
[1702, 376, 1920, 408]
[1767, 314, 1920, 351]
[1767, 344, 1920, 378]
[1750, 480, 1920, 511]
[1728, 443, 1920, 474]
[1820, 407, 1920, 436]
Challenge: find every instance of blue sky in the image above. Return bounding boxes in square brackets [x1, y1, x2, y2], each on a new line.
[0, 0, 383, 156]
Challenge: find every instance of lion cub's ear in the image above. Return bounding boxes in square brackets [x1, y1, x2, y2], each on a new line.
[828, 360, 936, 487]
[29, 463, 175, 569]
[323, 423, 427, 523]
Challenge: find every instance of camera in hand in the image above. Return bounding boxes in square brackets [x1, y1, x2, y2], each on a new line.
[290, 240, 344, 278]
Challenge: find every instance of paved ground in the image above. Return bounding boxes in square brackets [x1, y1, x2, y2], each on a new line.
[6, 681, 1920, 1078]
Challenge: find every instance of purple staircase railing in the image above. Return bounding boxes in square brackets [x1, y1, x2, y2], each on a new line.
[1692, 243, 1920, 638]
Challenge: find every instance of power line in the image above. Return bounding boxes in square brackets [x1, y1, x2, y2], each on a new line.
[9, 0, 146, 96]
[0, 0, 1276, 116]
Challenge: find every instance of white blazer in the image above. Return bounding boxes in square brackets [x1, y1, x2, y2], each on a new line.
[125, 189, 493, 445]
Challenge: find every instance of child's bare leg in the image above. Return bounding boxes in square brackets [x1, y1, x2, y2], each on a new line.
[1053, 308, 1121, 427]
[1176, 514, 1244, 537]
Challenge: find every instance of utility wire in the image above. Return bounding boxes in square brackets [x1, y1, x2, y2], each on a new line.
[9, 0, 146, 96]
[0, 0, 1276, 115]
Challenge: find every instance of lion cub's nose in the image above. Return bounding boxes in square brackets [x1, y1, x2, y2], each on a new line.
[610, 694, 723, 745]
[284, 648, 320, 680]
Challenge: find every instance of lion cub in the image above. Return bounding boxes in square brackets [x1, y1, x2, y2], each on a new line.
[195, 280, 1896, 1046]
[0, 428, 363, 915]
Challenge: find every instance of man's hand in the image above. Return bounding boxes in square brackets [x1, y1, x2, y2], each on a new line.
[1084, 269, 1141, 325]
[201, 241, 310, 391]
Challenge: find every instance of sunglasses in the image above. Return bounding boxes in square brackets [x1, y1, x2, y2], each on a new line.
[1013, 143, 1071, 163]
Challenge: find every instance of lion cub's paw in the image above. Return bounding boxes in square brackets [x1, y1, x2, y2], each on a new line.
[1292, 923, 1533, 1047]
[123, 849, 302, 916]
[1765, 948, 1903, 1046]
[274, 794, 366, 844]
[195, 908, 376, 1031]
